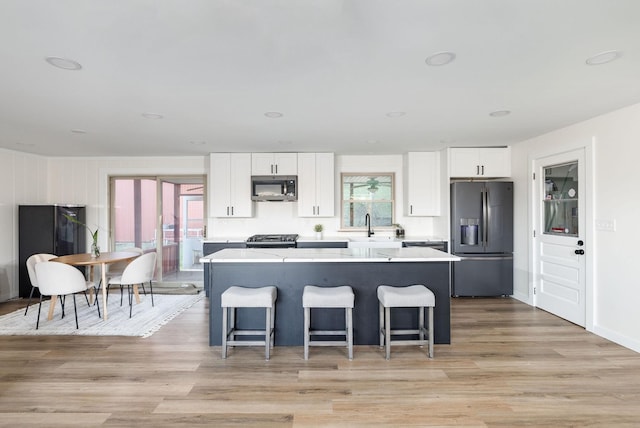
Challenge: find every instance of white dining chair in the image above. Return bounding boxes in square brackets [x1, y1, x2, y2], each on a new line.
[99, 247, 144, 302]
[34, 261, 100, 329]
[24, 253, 58, 316]
[107, 252, 157, 318]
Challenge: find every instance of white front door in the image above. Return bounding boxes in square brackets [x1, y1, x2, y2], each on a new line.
[533, 149, 587, 326]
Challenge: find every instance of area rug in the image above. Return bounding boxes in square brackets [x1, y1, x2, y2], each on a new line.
[0, 293, 204, 337]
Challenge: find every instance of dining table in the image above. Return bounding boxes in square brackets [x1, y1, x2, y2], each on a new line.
[51, 251, 141, 321]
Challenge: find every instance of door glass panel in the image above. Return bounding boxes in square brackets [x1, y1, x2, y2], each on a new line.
[543, 161, 578, 236]
[111, 176, 204, 285]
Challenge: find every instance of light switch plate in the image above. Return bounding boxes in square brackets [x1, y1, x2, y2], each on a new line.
[595, 219, 616, 231]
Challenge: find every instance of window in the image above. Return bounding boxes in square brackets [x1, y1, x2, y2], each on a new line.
[341, 173, 394, 229]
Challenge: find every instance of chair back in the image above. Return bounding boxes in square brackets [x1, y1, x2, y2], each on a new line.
[108, 247, 144, 275]
[26, 253, 58, 288]
[120, 252, 157, 285]
[35, 261, 89, 296]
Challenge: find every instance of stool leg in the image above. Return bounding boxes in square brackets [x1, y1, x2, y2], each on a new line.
[428, 306, 434, 358]
[265, 307, 271, 360]
[346, 307, 353, 360]
[419, 306, 425, 342]
[378, 301, 384, 347]
[270, 303, 276, 349]
[229, 307, 236, 342]
[304, 307, 310, 360]
[221, 306, 228, 359]
[385, 306, 391, 360]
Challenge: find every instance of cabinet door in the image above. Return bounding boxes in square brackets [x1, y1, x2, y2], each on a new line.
[405, 152, 441, 216]
[273, 153, 297, 175]
[251, 153, 276, 175]
[297, 153, 317, 217]
[449, 148, 480, 177]
[297, 153, 334, 217]
[449, 147, 511, 178]
[251, 153, 297, 175]
[210, 153, 252, 217]
[479, 147, 511, 177]
[228, 153, 253, 217]
[314, 153, 334, 217]
[209, 153, 232, 217]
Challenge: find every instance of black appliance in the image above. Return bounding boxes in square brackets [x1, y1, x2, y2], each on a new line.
[450, 182, 513, 297]
[18, 205, 86, 297]
[251, 176, 297, 201]
[246, 234, 298, 248]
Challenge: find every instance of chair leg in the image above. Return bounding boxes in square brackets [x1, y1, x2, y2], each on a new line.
[347, 307, 353, 360]
[61, 295, 66, 319]
[128, 285, 133, 318]
[94, 289, 101, 318]
[149, 280, 154, 306]
[36, 295, 44, 329]
[419, 306, 425, 342]
[428, 306, 434, 359]
[24, 286, 35, 316]
[378, 301, 384, 347]
[73, 294, 79, 329]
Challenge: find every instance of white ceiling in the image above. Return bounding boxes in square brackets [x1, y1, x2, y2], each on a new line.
[2, 0, 640, 157]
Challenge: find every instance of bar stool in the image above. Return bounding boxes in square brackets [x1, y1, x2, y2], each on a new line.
[377, 284, 435, 359]
[302, 285, 355, 360]
[221, 286, 277, 360]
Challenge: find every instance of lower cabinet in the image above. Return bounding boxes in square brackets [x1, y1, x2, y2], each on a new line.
[296, 241, 348, 249]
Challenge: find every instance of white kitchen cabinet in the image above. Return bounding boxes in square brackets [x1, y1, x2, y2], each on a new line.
[297, 153, 334, 217]
[251, 153, 297, 176]
[404, 152, 441, 216]
[449, 147, 511, 178]
[209, 153, 253, 217]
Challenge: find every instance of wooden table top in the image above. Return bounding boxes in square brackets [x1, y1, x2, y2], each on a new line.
[52, 251, 140, 266]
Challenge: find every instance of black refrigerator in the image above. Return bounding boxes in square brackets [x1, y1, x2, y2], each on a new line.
[18, 205, 86, 298]
[450, 182, 513, 297]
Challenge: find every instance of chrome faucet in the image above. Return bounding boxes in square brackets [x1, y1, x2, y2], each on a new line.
[365, 213, 374, 237]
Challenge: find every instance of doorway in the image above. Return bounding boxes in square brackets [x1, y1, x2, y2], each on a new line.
[532, 148, 589, 326]
[110, 176, 205, 285]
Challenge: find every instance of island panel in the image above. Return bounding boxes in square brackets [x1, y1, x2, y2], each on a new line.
[207, 260, 451, 346]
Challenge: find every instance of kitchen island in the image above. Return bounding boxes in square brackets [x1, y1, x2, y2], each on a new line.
[203, 247, 459, 347]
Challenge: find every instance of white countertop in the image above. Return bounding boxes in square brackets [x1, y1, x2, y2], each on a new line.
[204, 235, 447, 244]
[202, 247, 459, 263]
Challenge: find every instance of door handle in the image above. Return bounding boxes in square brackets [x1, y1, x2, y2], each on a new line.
[575, 249, 585, 255]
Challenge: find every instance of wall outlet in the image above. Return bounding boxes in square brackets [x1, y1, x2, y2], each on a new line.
[595, 219, 616, 232]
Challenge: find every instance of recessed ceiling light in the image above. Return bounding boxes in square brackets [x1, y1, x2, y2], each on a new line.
[190, 141, 206, 145]
[71, 129, 87, 134]
[366, 139, 379, 145]
[386, 111, 406, 118]
[15, 142, 35, 147]
[278, 140, 293, 145]
[586, 50, 622, 65]
[489, 110, 511, 117]
[142, 112, 164, 119]
[264, 112, 283, 118]
[45, 57, 82, 70]
[425, 51, 456, 66]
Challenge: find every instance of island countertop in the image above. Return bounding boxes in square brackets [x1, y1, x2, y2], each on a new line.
[202, 247, 460, 263]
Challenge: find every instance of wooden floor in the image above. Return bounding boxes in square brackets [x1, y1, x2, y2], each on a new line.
[1, 297, 639, 427]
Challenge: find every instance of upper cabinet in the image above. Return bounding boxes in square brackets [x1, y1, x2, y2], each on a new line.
[449, 147, 511, 178]
[297, 153, 335, 217]
[209, 153, 253, 217]
[251, 153, 297, 176]
[404, 152, 441, 216]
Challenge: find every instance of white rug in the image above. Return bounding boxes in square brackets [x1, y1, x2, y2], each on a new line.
[0, 293, 205, 337]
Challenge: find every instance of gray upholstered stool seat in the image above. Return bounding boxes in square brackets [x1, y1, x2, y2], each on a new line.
[303, 285, 354, 360]
[377, 284, 435, 359]
[221, 286, 277, 360]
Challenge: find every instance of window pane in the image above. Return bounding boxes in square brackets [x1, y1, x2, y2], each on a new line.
[543, 161, 578, 236]
[341, 174, 394, 228]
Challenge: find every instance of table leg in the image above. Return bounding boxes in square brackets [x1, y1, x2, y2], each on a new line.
[47, 295, 57, 320]
[101, 263, 109, 320]
[88, 266, 95, 305]
[133, 285, 141, 304]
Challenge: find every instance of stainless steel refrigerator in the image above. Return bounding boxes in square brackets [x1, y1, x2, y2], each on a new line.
[450, 182, 513, 296]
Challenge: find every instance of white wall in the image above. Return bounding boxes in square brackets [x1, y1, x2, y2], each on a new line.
[0, 149, 48, 301]
[512, 102, 640, 352]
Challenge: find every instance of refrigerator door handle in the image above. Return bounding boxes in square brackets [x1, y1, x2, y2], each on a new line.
[482, 189, 488, 246]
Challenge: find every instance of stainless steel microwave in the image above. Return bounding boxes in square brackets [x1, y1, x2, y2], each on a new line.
[251, 175, 297, 201]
